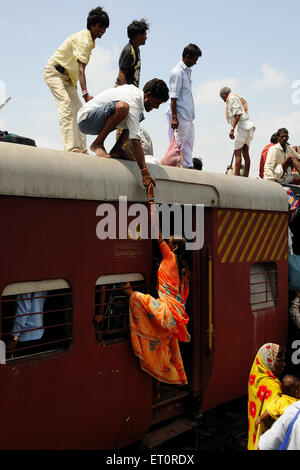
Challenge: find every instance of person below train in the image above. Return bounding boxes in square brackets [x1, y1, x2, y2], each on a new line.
[122, 204, 191, 400]
[258, 399, 300, 450]
[77, 79, 169, 189]
[255, 374, 300, 431]
[248, 343, 286, 450]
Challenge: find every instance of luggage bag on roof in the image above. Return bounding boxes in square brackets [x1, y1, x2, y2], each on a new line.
[0, 130, 36, 147]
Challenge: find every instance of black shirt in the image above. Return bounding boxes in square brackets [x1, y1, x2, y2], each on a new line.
[116, 42, 141, 88]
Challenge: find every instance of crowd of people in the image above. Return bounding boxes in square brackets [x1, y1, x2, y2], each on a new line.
[43, 6, 202, 190]
[42, 8, 206, 186]
[247, 133, 300, 450]
[42, 6, 300, 187]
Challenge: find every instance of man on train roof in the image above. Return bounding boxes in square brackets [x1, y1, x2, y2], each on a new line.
[114, 19, 150, 159]
[263, 128, 300, 184]
[115, 19, 149, 88]
[167, 43, 202, 169]
[220, 86, 255, 178]
[44, 7, 110, 155]
[77, 78, 169, 188]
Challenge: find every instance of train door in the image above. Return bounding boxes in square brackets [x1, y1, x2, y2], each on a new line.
[144, 205, 202, 432]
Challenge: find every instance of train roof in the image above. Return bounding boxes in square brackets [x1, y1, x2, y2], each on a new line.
[0, 142, 288, 212]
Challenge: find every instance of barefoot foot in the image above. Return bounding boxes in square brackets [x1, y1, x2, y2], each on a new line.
[90, 144, 111, 158]
[72, 148, 88, 154]
[95, 148, 111, 158]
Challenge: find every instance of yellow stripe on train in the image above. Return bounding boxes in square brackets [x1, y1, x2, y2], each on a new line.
[217, 210, 288, 264]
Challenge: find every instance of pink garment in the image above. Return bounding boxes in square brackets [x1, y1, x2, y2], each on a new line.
[166, 114, 194, 168]
[161, 130, 183, 167]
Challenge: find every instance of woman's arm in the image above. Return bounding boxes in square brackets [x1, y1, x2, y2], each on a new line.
[150, 204, 163, 245]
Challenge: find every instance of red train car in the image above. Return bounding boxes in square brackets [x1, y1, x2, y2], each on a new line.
[0, 142, 289, 449]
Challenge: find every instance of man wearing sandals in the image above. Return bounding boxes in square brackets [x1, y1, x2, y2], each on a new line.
[77, 78, 169, 188]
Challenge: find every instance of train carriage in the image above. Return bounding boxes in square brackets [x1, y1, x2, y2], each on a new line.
[0, 142, 289, 449]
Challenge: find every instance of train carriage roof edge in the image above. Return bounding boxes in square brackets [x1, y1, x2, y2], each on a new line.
[0, 141, 288, 212]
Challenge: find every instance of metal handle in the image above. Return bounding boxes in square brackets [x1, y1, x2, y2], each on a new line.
[208, 251, 213, 351]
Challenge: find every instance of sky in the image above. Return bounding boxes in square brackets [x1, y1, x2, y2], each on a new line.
[1, 0, 300, 177]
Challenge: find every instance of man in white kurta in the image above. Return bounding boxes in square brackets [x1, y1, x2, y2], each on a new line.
[220, 87, 255, 177]
[258, 401, 300, 450]
[167, 44, 202, 168]
[263, 128, 300, 183]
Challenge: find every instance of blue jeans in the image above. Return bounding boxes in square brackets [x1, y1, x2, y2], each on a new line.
[78, 101, 118, 135]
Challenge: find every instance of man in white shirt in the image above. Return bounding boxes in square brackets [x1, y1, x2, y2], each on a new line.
[263, 128, 300, 184]
[77, 79, 169, 188]
[220, 87, 255, 177]
[167, 44, 202, 169]
[258, 401, 300, 450]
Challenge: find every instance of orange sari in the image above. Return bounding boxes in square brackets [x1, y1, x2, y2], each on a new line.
[129, 241, 190, 384]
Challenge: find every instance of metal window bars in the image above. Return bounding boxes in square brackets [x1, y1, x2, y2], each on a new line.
[94, 281, 147, 343]
[1, 289, 73, 360]
[250, 264, 278, 311]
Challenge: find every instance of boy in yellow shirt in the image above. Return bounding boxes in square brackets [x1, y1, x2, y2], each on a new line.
[44, 7, 109, 153]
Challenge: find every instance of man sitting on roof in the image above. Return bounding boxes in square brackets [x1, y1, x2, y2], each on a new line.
[263, 128, 300, 184]
[77, 79, 169, 188]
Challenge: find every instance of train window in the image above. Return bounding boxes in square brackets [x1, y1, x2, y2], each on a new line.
[1, 279, 72, 362]
[95, 273, 146, 344]
[250, 262, 278, 311]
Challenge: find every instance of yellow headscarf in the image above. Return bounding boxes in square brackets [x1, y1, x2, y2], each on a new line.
[247, 343, 282, 450]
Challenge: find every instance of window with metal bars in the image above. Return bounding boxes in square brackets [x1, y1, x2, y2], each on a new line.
[250, 262, 278, 312]
[94, 274, 146, 344]
[1, 280, 72, 361]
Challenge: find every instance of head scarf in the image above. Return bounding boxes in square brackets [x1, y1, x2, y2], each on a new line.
[225, 92, 248, 123]
[259, 343, 280, 372]
[247, 343, 282, 450]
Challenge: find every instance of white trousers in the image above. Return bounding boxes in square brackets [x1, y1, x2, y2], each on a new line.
[44, 62, 86, 152]
[167, 114, 195, 168]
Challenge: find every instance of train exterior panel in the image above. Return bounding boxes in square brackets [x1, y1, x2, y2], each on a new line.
[0, 143, 289, 449]
[200, 207, 288, 411]
[0, 195, 154, 449]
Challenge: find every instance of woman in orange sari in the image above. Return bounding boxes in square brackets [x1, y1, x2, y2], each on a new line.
[248, 343, 286, 450]
[124, 206, 191, 389]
